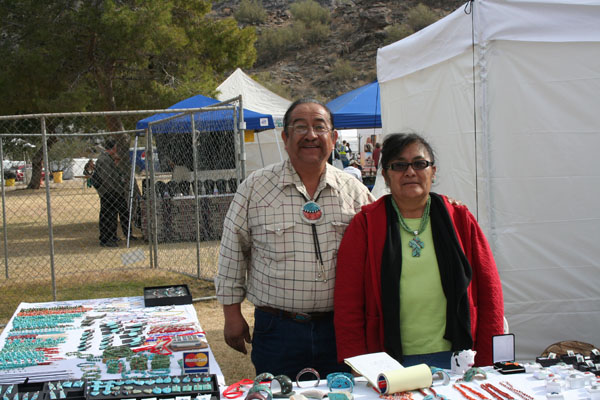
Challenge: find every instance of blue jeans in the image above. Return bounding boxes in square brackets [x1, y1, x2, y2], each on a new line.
[251, 308, 348, 379]
[402, 351, 452, 369]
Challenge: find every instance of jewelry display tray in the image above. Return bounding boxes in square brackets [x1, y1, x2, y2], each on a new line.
[0, 374, 219, 400]
[84, 373, 220, 400]
[143, 284, 192, 307]
[0, 380, 86, 400]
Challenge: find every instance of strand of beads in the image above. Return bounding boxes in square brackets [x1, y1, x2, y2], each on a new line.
[458, 384, 489, 400]
[0, 349, 46, 370]
[18, 305, 91, 316]
[480, 383, 514, 400]
[379, 391, 414, 400]
[498, 382, 533, 400]
[454, 384, 480, 400]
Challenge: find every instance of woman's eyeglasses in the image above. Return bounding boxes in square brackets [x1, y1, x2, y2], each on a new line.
[386, 160, 434, 172]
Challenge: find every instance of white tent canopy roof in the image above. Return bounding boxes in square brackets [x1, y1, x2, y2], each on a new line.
[378, 0, 600, 84]
[216, 68, 291, 119]
[216, 68, 293, 174]
[376, 0, 600, 360]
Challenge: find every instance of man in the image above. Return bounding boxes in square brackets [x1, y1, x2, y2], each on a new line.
[94, 139, 135, 247]
[343, 159, 363, 182]
[215, 99, 375, 378]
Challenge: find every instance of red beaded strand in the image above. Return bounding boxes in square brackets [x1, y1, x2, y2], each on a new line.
[458, 384, 489, 400]
[481, 383, 514, 400]
[454, 384, 479, 400]
[379, 391, 414, 400]
[498, 382, 533, 400]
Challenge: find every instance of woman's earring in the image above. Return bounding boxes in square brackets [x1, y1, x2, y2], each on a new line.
[432, 177, 436, 183]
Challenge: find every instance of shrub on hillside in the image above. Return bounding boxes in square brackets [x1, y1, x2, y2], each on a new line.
[256, 26, 298, 63]
[330, 59, 357, 82]
[406, 4, 438, 32]
[234, 0, 267, 25]
[384, 23, 414, 45]
[291, 0, 330, 25]
[302, 21, 330, 44]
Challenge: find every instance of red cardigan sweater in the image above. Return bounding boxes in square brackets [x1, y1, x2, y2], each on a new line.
[334, 195, 504, 366]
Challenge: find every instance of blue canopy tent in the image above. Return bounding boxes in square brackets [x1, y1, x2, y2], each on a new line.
[326, 80, 381, 129]
[136, 94, 275, 132]
[135, 94, 275, 179]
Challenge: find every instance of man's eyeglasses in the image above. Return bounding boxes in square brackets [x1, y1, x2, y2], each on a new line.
[287, 124, 331, 136]
[386, 160, 434, 172]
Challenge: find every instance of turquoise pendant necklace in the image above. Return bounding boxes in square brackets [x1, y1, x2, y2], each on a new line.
[395, 196, 431, 257]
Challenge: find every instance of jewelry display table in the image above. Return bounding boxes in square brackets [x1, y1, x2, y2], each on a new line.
[259, 367, 598, 400]
[0, 297, 224, 388]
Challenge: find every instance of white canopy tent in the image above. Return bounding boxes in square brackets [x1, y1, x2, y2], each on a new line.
[376, 0, 600, 359]
[216, 68, 292, 175]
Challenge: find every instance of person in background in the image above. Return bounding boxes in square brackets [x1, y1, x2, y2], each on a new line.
[215, 99, 375, 379]
[334, 133, 504, 368]
[84, 159, 95, 188]
[94, 139, 137, 247]
[343, 159, 363, 182]
[373, 142, 381, 169]
[344, 140, 352, 156]
[338, 140, 349, 168]
[362, 142, 376, 178]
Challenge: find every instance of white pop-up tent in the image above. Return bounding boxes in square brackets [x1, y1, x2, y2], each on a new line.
[216, 68, 292, 175]
[377, 0, 600, 359]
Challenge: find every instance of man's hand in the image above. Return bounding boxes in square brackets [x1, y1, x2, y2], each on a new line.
[223, 304, 251, 354]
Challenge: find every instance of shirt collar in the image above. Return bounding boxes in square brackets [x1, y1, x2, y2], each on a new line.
[280, 159, 338, 200]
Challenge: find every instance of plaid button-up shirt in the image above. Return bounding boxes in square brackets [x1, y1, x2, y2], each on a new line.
[215, 160, 375, 312]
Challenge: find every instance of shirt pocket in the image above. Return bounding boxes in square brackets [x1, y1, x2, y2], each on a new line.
[329, 211, 354, 237]
[256, 219, 297, 262]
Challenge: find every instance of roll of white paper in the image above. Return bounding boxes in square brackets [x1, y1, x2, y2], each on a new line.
[377, 364, 432, 394]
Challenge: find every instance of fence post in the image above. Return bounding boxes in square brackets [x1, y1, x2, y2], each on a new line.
[41, 116, 58, 301]
[0, 138, 9, 279]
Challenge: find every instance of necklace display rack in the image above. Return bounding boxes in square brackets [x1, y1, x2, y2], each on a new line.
[0, 373, 219, 400]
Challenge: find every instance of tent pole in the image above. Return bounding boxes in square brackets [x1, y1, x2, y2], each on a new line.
[256, 130, 266, 168]
[275, 129, 284, 161]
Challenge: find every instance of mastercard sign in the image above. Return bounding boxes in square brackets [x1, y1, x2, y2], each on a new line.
[183, 351, 209, 373]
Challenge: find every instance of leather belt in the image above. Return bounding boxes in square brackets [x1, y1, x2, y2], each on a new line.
[256, 306, 333, 323]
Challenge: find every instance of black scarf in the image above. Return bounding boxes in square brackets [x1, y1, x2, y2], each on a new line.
[381, 193, 473, 362]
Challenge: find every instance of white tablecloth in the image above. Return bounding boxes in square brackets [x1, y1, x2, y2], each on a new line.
[238, 367, 598, 400]
[0, 296, 225, 386]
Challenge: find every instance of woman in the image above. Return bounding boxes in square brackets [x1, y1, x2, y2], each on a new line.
[334, 133, 504, 368]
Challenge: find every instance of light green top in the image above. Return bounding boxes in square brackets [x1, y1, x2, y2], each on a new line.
[392, 202, 452, 355]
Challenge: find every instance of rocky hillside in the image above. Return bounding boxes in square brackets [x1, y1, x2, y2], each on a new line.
[210, 0, 465, 101]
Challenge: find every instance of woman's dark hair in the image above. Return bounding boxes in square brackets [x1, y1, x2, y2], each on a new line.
[283, 98, 334, 136]
[381, 133, 436, 169]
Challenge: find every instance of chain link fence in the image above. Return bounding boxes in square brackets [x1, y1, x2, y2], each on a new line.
[0, 99, 244, 322]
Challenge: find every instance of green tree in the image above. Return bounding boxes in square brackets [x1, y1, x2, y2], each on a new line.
[0, 0, 257, 188]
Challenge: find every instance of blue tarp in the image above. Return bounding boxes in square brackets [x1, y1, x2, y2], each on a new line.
[327, 81, 381, 129]
[136, 94, 275, 132]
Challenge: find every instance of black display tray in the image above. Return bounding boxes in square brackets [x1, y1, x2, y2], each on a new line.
[1, 380, 86, 400]
[536, 356, 560, 367]
[1, 382, 45, 400]
[144, 284, 192, 307]
[84, 373, 219, 400]
[44, 380, 87, 400]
